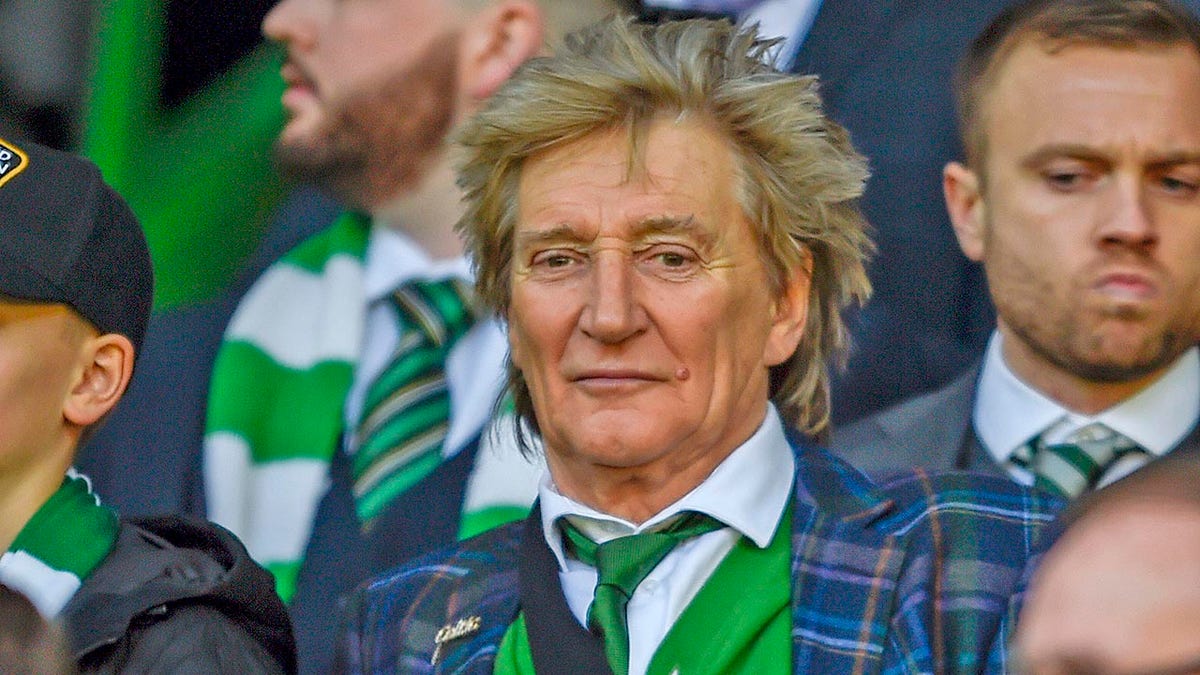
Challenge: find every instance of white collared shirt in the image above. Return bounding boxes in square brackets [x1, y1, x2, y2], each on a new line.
[538, 405, 796, 675]
[974, 332, 1200, 486]
[343, 224, 509, 458]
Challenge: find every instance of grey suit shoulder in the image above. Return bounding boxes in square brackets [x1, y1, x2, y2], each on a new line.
[832, 360, 1200, 478]
[830, 363, 999, 477]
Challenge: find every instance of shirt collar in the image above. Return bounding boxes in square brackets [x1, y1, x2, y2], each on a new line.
[975, 332, 1199, 461]
[538, 404, 796, 571]
[363, 222, 472, 302]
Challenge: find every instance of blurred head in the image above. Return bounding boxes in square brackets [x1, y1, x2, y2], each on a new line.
[1014, 454, 1200, 674]
[0, 584, 74, 675]
[944, 0, 1200, 412]
[0, 138, 148, 459]
[456, 17, 871, 476]
[263, 0, 632, 209]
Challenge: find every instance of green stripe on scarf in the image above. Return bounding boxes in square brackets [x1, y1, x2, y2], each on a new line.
[9, 475, 119, 584]
[8, 473, 119, 578]
[207, 343, 356, 461]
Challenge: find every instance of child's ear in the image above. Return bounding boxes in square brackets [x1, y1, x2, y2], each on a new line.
[62, 333, 135, 427]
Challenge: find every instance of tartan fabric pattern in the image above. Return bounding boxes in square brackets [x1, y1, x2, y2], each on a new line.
[336, 442, 1062, 674]
[352, 279, 476, 527]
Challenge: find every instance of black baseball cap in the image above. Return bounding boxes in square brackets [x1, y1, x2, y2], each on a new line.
[0, 136, 153, 356]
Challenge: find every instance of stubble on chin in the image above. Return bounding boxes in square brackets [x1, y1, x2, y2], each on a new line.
[1003, 289, 1187, 385]
[273, 30, 461, 209]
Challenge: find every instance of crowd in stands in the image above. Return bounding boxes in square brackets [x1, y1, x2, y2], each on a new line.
[2, 0, 1199, 672]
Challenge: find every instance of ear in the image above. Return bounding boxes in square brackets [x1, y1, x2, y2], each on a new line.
[943, 161, 987, 261]
[62, 334, 135, 428]
[764, 253, 812, 367]
[458, 0, 544, 104]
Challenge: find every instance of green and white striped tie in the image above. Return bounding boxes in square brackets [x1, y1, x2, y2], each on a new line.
[1014, 422, 1144, 499]
[351, 278, 476, 529]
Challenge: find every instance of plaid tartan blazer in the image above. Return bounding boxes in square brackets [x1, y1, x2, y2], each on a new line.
[337, 442, 1059, 674]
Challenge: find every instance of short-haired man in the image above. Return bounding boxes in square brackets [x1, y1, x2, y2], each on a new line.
[199, 0, 633, 670]
[0, 137, 294, 673]
[833, 0, 1200, 499]
[1013, 453, 1200, 673]
[336, 18, 1058, 673]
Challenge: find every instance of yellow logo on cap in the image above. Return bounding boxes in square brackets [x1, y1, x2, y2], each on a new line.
[0, 137, 29, 188]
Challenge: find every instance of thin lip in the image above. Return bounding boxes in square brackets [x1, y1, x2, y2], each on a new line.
[279, 59, 315, 93]
[1090, 268, 1161, 297]
[568, 368, 668, 383]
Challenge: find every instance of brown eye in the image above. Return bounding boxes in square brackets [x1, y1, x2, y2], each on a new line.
[657, 252, 688, 267]
[1158, 174, 1199, 197]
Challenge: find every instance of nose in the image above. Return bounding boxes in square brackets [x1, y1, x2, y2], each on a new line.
[579, 252, 647, 344]
[1097, 177, 1158, 250]
[263, 0, 314, 47]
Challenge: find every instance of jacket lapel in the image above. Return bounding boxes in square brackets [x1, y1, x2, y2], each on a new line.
[788, 443, 905, 675]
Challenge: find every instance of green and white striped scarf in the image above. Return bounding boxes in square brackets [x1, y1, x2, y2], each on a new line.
[0, 473, 119, 617]
[204, 213, 540, 602]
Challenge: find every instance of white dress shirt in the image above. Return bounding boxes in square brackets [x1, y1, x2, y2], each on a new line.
[537, 405, 796, 675]
[343, 224, 509, 459]
[974, 332, 1200, 487]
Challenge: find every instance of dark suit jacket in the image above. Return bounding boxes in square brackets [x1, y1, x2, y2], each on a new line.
[287, 435, 485, 675]
[336, 442, 1060, 674]
[831, 359, 1200, 477]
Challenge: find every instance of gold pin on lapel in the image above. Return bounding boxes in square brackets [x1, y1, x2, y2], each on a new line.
[430, 615, 482, 665]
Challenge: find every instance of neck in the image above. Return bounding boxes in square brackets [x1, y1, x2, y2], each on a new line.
[547, 446, 740, 525]
[998, 325, 1175, 415]
[0, 460, 71, 553]
[369, 149, 465, 260]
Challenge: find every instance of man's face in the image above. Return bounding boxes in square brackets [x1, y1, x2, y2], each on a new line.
[263, 0, 462, 206]
[953, 43, 1200, 394]
[0, 301, 91, 471]
[507, 118, 808, 508]
[1014, 502, 1200, 674]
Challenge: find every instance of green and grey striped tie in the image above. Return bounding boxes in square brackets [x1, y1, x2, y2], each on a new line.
[351, 278, 476, 529]
[1013, 422, 1144, 499]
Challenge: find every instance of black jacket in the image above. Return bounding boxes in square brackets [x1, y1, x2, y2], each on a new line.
[62, 516, 297, 674]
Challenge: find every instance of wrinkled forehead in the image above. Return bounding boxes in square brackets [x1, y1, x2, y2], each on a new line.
[511, 117, 758, 248]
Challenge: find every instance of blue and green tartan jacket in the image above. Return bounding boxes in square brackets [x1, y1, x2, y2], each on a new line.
[337, 443, 1060, 674]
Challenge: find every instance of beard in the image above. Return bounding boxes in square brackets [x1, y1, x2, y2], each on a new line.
[1006, 308, 1188, 384]
[991, 247, 1198, 384]
[273, 30, 460, 209]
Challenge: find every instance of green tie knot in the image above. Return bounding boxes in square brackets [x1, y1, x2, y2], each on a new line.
[558, 511, 724, 675]
[1020, 423, 1145, 499]
[390, 278, 477, 348]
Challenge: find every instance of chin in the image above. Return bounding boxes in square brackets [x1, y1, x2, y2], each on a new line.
[276, 123, 319, 154]
[1068, 346, 1179, 383]
[548, 426, 670, 466]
